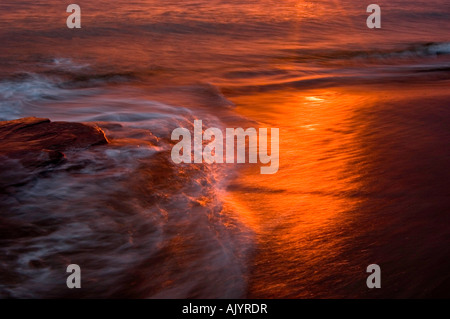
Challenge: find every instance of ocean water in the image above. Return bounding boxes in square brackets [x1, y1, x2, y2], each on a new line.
[0, 0, 449, 298]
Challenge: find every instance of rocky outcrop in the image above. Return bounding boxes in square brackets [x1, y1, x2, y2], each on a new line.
[0, 117, 108, 186]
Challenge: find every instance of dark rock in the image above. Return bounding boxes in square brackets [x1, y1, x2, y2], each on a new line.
[0, 117, 108, 187]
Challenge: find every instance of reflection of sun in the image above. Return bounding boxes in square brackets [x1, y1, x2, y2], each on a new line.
[223, 87, 377, 296]
[305, 96, 324, 102]
[294, 1, 317, 19]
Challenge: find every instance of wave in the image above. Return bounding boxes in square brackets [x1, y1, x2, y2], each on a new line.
[220, 42, 450, 93]
[284, 42, 450, 64]
[0, 58, 253, 298]
[0, 129, 252, 298]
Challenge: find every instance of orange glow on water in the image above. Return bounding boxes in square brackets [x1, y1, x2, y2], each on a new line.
[221, 83, 450, 298]
[222, 87, 379, 297]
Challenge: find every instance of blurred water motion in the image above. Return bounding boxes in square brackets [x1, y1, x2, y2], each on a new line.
[0, 0, 449, 298]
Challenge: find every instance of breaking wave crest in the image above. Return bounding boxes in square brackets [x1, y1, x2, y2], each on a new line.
[0, 58, 253, 298]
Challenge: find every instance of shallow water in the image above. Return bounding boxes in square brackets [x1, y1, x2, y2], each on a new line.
[0, 0, 449, 298]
